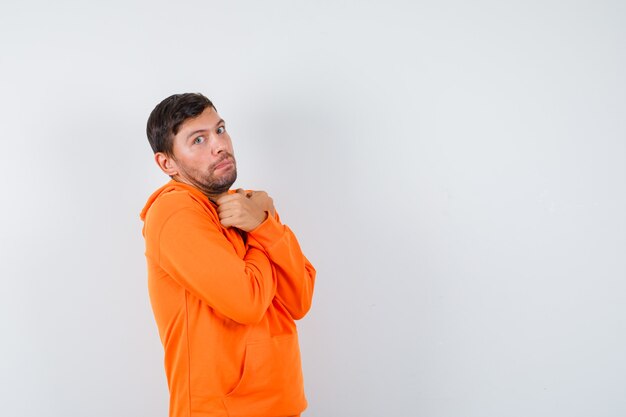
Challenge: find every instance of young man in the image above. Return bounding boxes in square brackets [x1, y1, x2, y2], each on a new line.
[140, 93, 316, 417]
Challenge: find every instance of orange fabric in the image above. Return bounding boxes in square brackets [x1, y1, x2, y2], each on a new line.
[140, 180, 316, 417]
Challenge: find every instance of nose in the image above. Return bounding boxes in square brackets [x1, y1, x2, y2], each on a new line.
[211, 134, 227, 155]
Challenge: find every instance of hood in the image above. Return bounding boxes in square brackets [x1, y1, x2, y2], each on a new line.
[140, 180, 173, 222]
[140, 179, 211, 224]
[140, 180, 240, 235]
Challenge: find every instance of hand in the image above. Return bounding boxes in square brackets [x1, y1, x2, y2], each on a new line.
[216, 189, 267, 231]
[247, 190, 276, 217]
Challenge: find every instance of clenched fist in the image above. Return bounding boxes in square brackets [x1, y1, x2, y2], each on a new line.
[216, 189, 268, 231]
[246, 190, 276, 217]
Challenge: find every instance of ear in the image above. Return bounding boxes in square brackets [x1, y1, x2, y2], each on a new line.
[154, 152, 179, 177]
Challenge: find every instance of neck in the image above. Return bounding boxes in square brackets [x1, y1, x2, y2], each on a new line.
[206, 191, 229, 205]
[172, 176, 229, 205]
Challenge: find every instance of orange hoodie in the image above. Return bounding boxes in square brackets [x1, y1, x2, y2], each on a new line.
[140, 180, 316, 417]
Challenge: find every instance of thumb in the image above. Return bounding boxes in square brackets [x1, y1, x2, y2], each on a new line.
[238, 188, 255, 198]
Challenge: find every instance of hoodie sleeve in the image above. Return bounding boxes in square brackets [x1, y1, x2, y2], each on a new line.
[156, 203, 277, 325]
[247, 212, 316, 320]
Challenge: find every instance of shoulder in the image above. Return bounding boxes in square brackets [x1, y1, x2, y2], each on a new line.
[145, 189, 216, 233]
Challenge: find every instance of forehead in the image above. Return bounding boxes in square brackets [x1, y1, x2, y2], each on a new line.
[176, 106, 222, 136]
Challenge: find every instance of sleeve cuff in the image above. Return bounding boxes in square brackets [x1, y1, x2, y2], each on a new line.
[248, 212, 284, 250]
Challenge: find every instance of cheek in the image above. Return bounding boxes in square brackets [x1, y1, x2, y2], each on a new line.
[177, 152, 201, 170]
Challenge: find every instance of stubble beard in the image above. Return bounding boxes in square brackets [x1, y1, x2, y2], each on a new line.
[179, 155, 238, 197]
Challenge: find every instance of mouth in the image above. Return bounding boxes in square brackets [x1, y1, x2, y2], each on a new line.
[213, 158, 234, 171]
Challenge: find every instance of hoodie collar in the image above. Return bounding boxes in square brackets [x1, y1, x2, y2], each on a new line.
[139, 179, 218, 222]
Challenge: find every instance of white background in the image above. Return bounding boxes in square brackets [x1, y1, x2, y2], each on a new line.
[1, 1, 625, 416]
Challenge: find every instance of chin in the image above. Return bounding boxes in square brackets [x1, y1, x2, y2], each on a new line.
[216, 170, 237, 189]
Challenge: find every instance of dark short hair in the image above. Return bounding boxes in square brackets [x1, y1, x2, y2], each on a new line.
[146, 93, 215, 156]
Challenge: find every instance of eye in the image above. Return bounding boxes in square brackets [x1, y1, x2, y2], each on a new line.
[193, 136, 205, 145]
[217, 126, 225, 134]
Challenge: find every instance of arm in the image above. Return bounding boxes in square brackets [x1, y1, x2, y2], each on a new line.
[248, 213, 316, 320]
[215, 189, 316, 320]
[158, 205, 276, 325]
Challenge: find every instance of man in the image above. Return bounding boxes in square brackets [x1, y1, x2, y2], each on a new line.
[139, 93, 316, 417]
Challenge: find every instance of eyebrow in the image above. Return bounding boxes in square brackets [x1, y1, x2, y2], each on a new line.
[185, 119, 225, 140]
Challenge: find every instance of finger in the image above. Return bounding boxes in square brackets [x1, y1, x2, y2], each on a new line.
[216, 201, 233, 212]
[217, 199, 244, 213]
[220, 216, 239, 228]
[216, 193, 244, 205]
[220, 218, 233, 228]
[217, 201, 243, 213]
[218, 208, 238, 220]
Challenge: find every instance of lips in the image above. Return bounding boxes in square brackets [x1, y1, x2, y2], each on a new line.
[214, 158, 233, 170]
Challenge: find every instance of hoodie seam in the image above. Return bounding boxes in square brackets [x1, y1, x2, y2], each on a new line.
[184, 291, 192, 417]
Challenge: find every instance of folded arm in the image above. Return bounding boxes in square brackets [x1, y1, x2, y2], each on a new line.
[158, 206, 276, 325]
[248, 213, 316, 320]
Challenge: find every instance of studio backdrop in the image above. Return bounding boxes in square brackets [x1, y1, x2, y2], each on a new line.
[1, 1, 624, 416]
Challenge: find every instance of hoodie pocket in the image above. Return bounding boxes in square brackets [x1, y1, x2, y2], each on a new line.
[223, 334, 307, 417]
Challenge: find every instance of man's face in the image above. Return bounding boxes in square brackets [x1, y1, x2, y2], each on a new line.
[168, 106, 237, 196]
